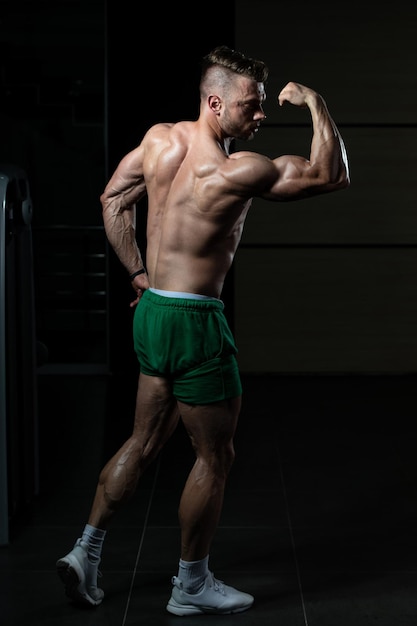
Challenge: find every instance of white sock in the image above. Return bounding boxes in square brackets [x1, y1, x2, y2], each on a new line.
[81, 524, 106, 564]
[178, 555, 209, 593]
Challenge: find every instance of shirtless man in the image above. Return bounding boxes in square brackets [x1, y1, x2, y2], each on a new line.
[56, 45, 350, 616]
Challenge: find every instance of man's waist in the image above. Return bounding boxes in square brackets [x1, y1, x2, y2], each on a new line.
[149, 287, 221, 302]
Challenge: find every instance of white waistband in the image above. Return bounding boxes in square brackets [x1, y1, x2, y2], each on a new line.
[149, 287, 221, 302]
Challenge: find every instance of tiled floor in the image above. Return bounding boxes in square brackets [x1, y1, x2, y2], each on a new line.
[2, 372, 417, 625]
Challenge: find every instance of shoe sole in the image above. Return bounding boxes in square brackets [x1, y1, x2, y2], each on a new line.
[166, 598, 253, 616]
[56, 559, 103, 608]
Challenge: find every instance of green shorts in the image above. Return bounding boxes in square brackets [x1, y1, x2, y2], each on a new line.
[133, 289, 242, 405]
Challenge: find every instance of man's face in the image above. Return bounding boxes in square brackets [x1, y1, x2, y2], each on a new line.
[222, 77, 266, 141]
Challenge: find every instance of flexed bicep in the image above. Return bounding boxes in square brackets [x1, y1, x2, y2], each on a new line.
[261, 154, 318, 202]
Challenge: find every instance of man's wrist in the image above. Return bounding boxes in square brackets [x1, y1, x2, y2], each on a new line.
[129, 268, 146, 281]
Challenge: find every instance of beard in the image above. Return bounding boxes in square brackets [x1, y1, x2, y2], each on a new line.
[222, 111, 257, 142]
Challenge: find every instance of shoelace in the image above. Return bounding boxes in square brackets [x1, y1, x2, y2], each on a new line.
[172, 572, 226, 595]
[210, 573, 226, 596]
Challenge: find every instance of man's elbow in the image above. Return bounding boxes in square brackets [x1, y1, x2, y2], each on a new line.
[338, 168, 351, 190]
[100, 190, 109, 211]
[330, 162, 350, 191]
[100, 190, 115, 218]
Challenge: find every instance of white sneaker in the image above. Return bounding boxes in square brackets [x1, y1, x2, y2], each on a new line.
[56, 539, 104, 607]
[166, 571, 254, 615]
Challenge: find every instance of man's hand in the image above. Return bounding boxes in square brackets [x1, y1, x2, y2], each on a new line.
[278, 81, 315, 109]
[129, 273, 149, 307]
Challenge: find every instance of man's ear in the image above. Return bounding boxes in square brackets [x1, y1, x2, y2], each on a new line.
[208, 94, 222, 114]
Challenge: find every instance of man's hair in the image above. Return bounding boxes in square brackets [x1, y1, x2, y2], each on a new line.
[202, 45, 268, 82]
[200, 45, 269, 97]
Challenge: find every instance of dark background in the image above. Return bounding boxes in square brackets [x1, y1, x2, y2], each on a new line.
[2, 3, 417, 626]
[2, 0, 417, 535]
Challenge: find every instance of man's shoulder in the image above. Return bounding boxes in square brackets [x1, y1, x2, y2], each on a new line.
[146, 122, 175, 139]
[145, 121, 195, 145]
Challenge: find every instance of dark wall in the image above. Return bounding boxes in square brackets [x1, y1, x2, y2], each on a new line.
[0, 0, 107, 365]
[0, 0, 106, 227]
[234, 0, 417, 374]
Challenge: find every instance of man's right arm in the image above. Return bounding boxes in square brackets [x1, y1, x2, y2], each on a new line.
[100, 146, 147, 277]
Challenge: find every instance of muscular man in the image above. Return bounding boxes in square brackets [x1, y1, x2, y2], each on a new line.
[56, 45, 349, 616]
